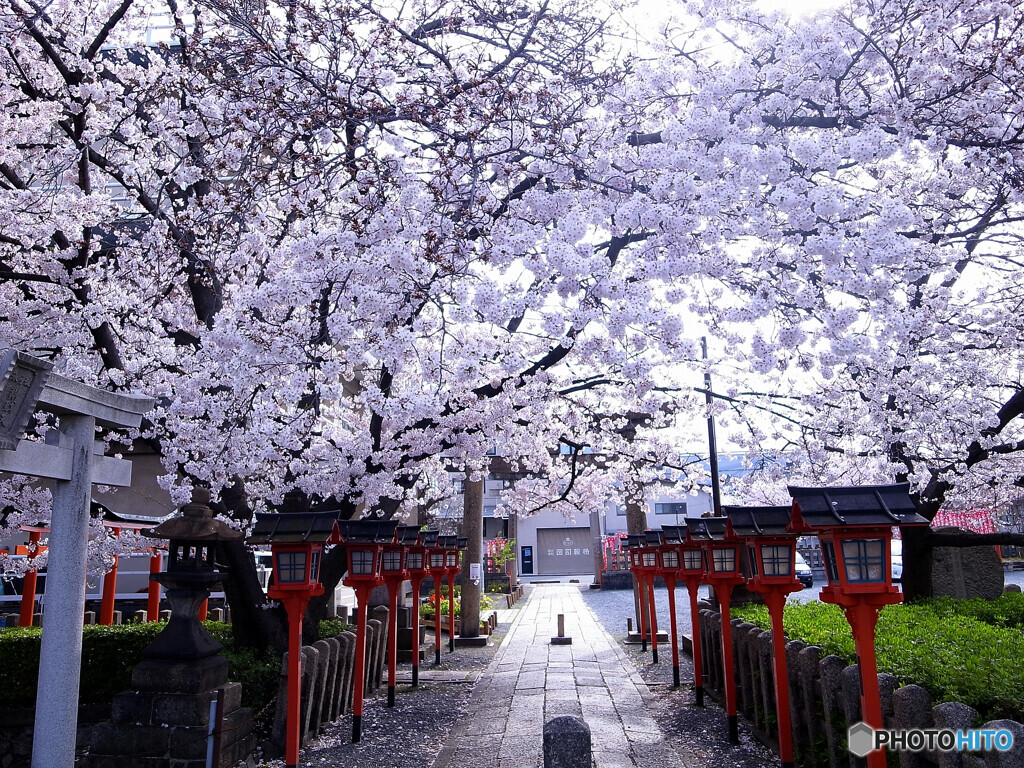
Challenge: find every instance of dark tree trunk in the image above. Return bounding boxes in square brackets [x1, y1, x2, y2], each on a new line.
[219, 537, 288, 652]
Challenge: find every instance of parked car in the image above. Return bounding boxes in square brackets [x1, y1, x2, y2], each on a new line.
[891, 539, 903, 582]
[795, 552, 814, 588]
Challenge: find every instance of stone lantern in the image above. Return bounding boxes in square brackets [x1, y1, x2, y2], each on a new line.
[83, 487, 255, 768]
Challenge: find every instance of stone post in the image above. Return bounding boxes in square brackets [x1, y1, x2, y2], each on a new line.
[543, 715, 591, 768]
[32, 414, 94, 768]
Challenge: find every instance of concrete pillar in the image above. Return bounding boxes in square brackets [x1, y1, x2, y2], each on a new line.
[32, 414, 95, 768]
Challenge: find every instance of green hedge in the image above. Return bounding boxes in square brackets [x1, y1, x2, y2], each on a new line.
[732, 596, 1024, 722]
[0, 619, 350, 716]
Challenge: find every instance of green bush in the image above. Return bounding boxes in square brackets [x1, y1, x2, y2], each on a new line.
[0, 618, 348, 715]
[0, 622, 167, 708]
[732, 598, 1024, 721]
[420, 592, 494, 620]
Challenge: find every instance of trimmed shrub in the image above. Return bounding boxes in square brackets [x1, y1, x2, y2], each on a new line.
[0, 618, 350, 715]
[732, 598, 1024, 721]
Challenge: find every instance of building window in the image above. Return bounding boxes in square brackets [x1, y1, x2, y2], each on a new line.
[654, 502, 688, 516]
[453, 479, 465, 494]
[615, 505, 627, 516]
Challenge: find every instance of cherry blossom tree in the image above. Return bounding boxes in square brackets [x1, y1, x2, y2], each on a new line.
[0, 0, 704, 643]
[4, 0, 1024, 629]
[610, 0, 1024, 595]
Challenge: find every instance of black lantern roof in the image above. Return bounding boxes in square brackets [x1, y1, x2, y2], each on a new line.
[421, 529, 440, 546]
[396, 525, 422, 545]
[626, 533, 645, 549]
[437, 534, 467, 550]
[335, 519, 400, 543]
[659, 524, 686, 543]
[644, 530, 665, 546]
[248, 510, 340, 545]
[685, 516, 730, 541]
[723, 505, 793, 538]
[788, 484, 929, 531]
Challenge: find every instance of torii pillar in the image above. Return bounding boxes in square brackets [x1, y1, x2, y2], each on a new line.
[0, 350, 153, 768]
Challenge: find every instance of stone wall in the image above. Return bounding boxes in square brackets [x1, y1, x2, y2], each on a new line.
[698, 609, 1024, 768]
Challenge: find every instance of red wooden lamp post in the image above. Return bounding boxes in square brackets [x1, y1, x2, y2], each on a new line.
[340, 528, 383, 744]
[381, 536, 407, 708]
[426, 532, 447, 665]
[725, 505, 803, 768]
[397, 525, 428, 687]
[626, 534, 650, 653]
[248, 511, 339, 767]
[438, 535, 466, 652]
[655, 526, 685, 686]
[676, 525, 708, 706]
[642, 529, 663, 664]
[687, 516, 744, 744]
[788, 484, 927, 768]
[17, 524, 47, 627]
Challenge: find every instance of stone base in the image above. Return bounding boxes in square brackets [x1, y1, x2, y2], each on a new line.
[625, 631, 669, 644]
[80, 684, 255, 768]
[598, 571, 633, 590]
[396, 640, 435, 663]
[454, 636, 489, 648]
[131, 655, 229, 694]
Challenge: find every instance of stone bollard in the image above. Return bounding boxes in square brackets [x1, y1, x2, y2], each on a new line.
[134, 609, 147, 623]
[543, 715, 591, 768]
[551, 613, 572, 645]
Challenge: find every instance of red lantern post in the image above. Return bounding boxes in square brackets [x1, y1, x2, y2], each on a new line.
[626, 534, 649, 653]
[426, 536, 447, 666]
[99, 525, 122, 626]
[398, 526, 429, 687]
[642, 530, 663, 664]
[656, 526, 685, 687]
[147, 549, 162, 622]
[18, 526, 47, 627]
[725, 505, 804, 768]
[248, 511, 338, 765]
[688, 516, 744, 744]
[789, 484, 928, 768]
[677, 528, 708, 706]
[380, 539, 407, 708]
[343, 540, 382, 743]
[438, 535, 465, 653]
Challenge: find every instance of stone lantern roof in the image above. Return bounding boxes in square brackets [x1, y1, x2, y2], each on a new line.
[145, 487, 243, 542]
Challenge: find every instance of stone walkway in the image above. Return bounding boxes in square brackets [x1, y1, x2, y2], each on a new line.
[434, 584, 694, 768]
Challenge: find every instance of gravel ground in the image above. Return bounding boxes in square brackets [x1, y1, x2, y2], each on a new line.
[251, 605, 516, 768]
[253, 584, 779, 768]
[579, 584, 777, 768]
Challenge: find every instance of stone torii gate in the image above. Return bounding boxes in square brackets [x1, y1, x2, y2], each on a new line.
[0, 349, 154, 768]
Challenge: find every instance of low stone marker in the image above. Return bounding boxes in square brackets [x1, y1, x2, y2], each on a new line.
[551, 613, 572, 645]
[543, 715, 591, 768]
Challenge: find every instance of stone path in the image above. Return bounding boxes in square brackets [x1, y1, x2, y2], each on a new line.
[434, 584, 693, 768]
